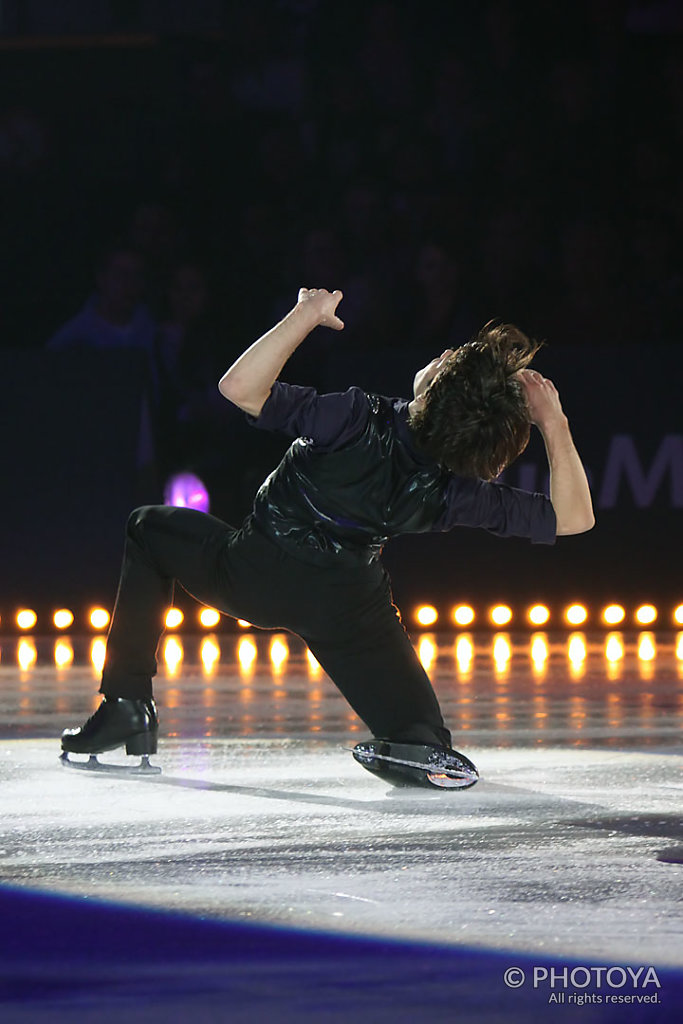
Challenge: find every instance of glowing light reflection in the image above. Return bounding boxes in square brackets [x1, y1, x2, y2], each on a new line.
[605, 633, 624, 663]
[530, 633, 548, 674]
[676, 632, 683, 661]
[567, 632, 587, 679]
[238, 637, 257, 673]
[570, 694, 586, 728]
[18, 639, 37, 670]
[166, 687, 179, 710]
[163, 636, 183, 674]
[54, 640, 74, 669]
[306, 648, 322, 678]
[200, 637, 220, 674]
[417, 635, 437, 672]
[493, 634, 511, 674]
[607, 690, 623, 729]
[455, 634, 474, 674]
[90, 638, 106, 674]
[269, 636, 289, 673]
[637, 632, 656, 662]
[533, 690, 548, 729]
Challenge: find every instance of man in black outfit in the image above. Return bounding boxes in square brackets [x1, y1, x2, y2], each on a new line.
[62, 287, 594, 786]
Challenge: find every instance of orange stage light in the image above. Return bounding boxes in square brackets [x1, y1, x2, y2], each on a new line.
[415, 605, 438, 626]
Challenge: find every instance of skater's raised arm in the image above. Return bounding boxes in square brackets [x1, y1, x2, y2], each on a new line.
[218, 288, 344, 416]
[520, 369, 594, 536]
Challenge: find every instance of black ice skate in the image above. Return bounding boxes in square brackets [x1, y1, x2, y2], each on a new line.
[60, 696, 161, 775]
[352, 740, 479, 789]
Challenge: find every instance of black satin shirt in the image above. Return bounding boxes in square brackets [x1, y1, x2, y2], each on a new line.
[246, 382, 556, 566]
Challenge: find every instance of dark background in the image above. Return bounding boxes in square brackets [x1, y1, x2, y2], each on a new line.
[1, 0, 682, 617]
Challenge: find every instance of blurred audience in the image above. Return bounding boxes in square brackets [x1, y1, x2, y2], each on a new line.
[154, 261, 225, 475]
[1, 0, 680, 515]
[14, 0, 679, 368]
[403, 240, 478, 353]
[46, 246, 156, 357]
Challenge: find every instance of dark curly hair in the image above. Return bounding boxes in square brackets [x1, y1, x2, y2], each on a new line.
[409, 322, 541, 480]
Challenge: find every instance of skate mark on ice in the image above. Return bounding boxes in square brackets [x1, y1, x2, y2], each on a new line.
[133, 773, 434, 812]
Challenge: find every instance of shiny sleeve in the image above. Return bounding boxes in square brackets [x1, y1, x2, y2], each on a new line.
[435, 476, 557, 545]
[248, 381, 371, 449]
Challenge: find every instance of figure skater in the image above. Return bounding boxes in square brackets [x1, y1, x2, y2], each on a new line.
[61, 288, 594, 786]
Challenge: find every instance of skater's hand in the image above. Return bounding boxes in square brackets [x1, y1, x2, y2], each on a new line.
[219, 287, 342, 417]
[296, 288, 344, 331]
[518, 369, 566, 432]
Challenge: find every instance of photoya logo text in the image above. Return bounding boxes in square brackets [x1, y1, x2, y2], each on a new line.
[531, 966, 661, 989]
[504, 964, 662, 1004]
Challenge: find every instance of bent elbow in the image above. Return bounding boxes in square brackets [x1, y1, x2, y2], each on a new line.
[556, 511, 595, 536]
[218, 377, 233, 401]
[217, 375, 267, 417]
[574, 512, 595, 535]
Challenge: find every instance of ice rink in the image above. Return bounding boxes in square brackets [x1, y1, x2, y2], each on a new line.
[1, 629, 681, 1022]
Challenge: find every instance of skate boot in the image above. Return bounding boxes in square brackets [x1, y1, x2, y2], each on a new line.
[352, 740, 478, 789]
[60, 696, 161, 775]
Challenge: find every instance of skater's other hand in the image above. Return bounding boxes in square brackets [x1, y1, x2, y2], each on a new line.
[296, 288, 344, 331]
[518, 369, 566, 430]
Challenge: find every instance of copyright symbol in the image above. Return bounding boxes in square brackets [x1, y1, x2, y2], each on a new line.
[504, 967, 525, 988]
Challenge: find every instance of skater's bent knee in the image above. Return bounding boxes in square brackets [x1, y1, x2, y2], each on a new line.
[126, 505, 160, 539]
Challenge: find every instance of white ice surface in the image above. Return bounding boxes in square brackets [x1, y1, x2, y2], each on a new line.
[1, 737, 681, 967]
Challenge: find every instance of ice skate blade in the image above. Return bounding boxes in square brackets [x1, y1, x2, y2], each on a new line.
[350, 742, 479, 790]
[424, 770, 475, 789]
[59, 752, 161, 775]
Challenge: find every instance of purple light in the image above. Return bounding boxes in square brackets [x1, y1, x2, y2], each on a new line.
[164, 472, 210, 513]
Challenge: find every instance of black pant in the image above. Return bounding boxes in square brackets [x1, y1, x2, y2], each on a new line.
[101, 505, 451, 747]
